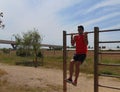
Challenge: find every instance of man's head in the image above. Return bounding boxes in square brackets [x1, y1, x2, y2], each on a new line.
[78, 25, 84, 34]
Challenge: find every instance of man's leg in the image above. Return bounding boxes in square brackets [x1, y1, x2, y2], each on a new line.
[73, 61, 81, 86]
[66, 61, 75, 83]
[69, 61, 75, 79]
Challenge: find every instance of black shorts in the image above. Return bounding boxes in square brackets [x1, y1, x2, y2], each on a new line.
[73, 54, 86, 63]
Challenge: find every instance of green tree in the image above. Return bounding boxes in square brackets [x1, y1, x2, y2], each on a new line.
[14, 28, 42, 67]
[30, 29, 42, 67]
[0, 12, 5, 29]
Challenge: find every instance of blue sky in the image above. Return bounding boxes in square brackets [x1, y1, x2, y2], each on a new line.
[0, 0, 120, 48]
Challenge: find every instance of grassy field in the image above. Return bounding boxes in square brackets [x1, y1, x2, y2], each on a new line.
[0, 49, 120, 75]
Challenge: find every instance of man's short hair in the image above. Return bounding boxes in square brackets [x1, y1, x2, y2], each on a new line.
[78, 25, 84, 31]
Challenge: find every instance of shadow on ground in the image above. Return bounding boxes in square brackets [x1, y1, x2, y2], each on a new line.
[15, 60, 43, 67]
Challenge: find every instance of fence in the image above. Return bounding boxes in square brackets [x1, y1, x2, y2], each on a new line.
[63, 27, 120, 92]
[94, 27, 120, 92]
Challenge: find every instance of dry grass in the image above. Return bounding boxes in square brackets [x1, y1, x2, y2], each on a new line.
[0, 50, 120, 75]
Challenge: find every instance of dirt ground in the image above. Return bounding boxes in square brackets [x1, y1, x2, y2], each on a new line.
[0, 63, 120, 92]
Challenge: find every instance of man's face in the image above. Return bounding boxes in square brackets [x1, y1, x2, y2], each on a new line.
[78, 28, 83, 34]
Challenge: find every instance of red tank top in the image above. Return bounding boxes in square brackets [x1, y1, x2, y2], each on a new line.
[74, 34, 87, 54]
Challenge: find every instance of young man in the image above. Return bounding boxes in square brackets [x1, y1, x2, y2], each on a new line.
[66, 25, 88, 86]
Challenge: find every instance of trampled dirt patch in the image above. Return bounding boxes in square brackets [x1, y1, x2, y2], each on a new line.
[0, 63, 120, 92]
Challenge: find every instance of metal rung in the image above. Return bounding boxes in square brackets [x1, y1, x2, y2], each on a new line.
[66, 28, 120, 35]
[66, 31, 94, 35]
[99, 74, 120, 78]
[99, 29, 120, 32]
[99, 41, 120, 43]
[98, 63, 120, 66]
[98, 84, 120, 90]
[99, 52, 120, 54]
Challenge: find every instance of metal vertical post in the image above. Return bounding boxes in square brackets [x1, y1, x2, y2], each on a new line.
[94, 27, 99, 92]
[63, 31, 67, 92]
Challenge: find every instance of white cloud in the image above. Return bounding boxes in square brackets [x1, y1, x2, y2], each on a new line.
[82, 12, 120, 26]
[0, 0, 120, 48]
[84, 0, 120, 14]
[103, 24, 120, 29]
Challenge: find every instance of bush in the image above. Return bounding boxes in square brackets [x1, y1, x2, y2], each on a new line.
[16, 48, 31, 57]
[2, 48, 10, 54]
[37, 51, 43, 57]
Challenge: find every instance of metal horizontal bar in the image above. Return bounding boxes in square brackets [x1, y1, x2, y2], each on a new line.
[98, 84, 120, 90]
[66, 29, 120, 35]
[66, 28, 120, 35]
[98, 63, 120, 66]
[99, 74, 120, 78]
[99, 52, 120, 54]
[66, 31, 94, 35]
[99, 41, 120, 43]
[66, 33, 78, 35]
[99, 29, 120, 33]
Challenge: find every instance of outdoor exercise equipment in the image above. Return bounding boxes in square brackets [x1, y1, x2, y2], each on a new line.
[63, 27, 120, 92]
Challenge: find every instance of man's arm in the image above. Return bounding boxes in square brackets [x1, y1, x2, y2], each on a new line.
[84, 32, 88, 45]
[71, 34, 75, 46]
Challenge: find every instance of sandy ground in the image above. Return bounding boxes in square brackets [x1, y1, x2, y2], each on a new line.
[0, 63, 120, 92]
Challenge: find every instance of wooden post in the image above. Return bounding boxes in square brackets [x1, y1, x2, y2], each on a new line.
[94, 27, 99, 92]
[63, 31, 67, 92]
